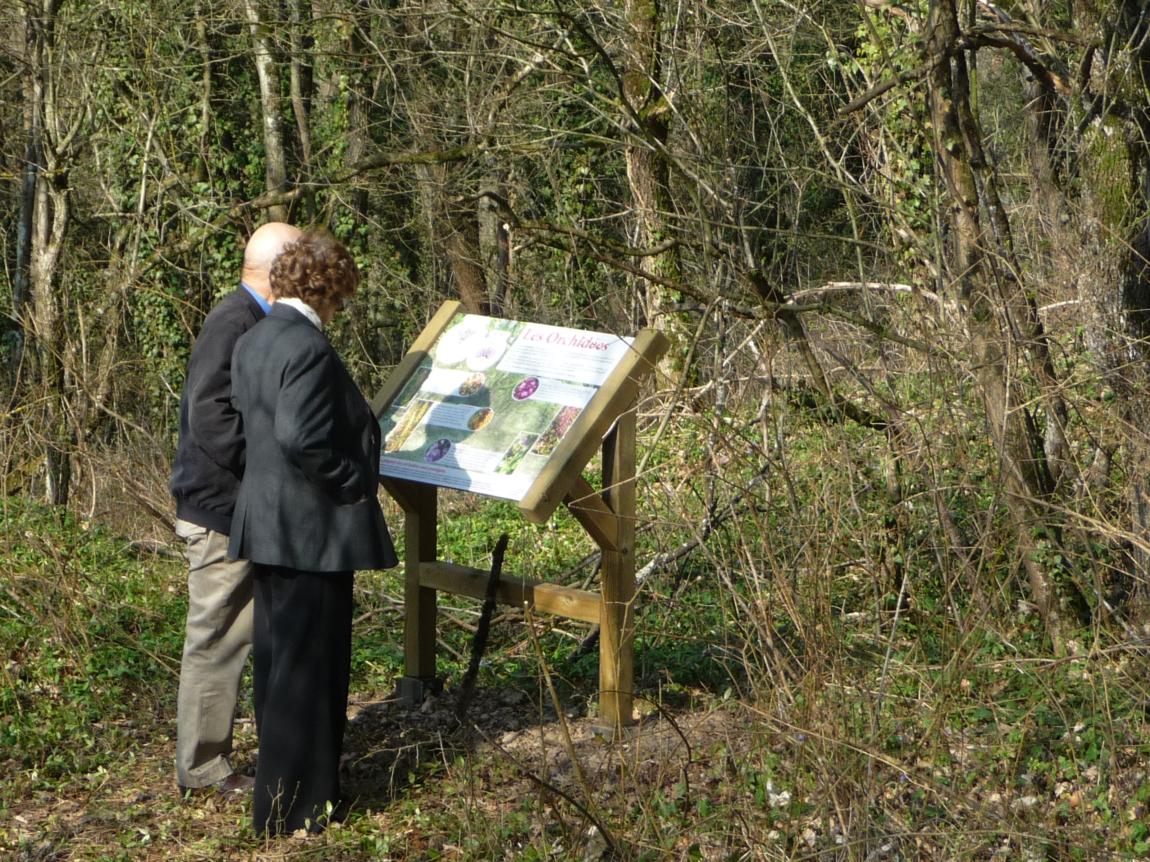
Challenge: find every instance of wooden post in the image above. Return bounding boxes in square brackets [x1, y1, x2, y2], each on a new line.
[390, 478, 438, 704]
[598, 405, 637, 733]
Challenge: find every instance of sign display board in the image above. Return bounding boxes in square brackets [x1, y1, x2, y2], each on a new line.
[378, 312, 634, 500]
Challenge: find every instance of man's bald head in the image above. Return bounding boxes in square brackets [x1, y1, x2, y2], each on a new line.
[242, 222, 302, 300]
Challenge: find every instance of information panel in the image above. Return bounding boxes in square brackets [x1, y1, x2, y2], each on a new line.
[378, 313, 634, 500]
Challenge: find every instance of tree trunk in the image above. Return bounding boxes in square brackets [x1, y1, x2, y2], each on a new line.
[26, 0, 73, 505]
[1078, 1, 1150, 607]
[344, 0, 372, 223]
[190, 0, 215, 186]
[925, 0, 1079, 645]
[245, 0, 288, 221]
[478, 161, 509, 317]
[622, 0, 682, 360]
[287, 0, 313, 219]
[287, 0, 312, 169]
[10, 8, 41, 376]
[1114, 3, 1150, 608]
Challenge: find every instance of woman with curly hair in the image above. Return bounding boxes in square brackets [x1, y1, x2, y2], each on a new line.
[229, 227, 397, 836]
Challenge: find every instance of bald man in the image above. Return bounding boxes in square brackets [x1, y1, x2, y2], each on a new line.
[170, 222, 302, 795]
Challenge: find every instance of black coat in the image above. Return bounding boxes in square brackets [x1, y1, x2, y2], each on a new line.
[170, 286, 265, 534]
[227, 304, 397, 573]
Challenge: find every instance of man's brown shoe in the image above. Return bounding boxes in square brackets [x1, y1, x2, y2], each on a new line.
[179, 773, 255, 798]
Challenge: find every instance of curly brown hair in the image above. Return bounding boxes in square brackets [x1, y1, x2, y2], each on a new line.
[269, 228, 360, 308]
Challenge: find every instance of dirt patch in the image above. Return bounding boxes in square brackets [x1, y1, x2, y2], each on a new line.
[343, 683, 743, 821]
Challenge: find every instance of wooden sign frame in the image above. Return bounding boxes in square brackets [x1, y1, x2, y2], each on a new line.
[372, 301, 668, 731]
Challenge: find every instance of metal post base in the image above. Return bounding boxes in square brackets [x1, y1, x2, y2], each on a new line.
[397, 675, 441, 707]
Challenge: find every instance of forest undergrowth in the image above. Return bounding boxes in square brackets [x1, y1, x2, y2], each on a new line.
[4, 390, 1150, 862]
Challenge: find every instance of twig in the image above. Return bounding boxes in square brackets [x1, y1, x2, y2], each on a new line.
[455, 533, 508, 721]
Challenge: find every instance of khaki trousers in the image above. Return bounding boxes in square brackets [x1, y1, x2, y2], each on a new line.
[174, 519, 254, 788]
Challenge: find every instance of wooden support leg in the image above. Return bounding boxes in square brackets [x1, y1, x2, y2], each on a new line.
[598, 407, 636, 734]
[394, 479, 438, 705]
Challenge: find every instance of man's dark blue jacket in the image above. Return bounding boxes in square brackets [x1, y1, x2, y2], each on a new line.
[170, 287, 264, 535]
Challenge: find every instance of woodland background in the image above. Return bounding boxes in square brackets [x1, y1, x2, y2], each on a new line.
[6, 1, 1150, 859]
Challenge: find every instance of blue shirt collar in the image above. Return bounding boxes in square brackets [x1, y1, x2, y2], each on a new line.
[241, 282, 272, 314]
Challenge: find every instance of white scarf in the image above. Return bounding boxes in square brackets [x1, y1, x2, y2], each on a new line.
[276, 297, 323, 330]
